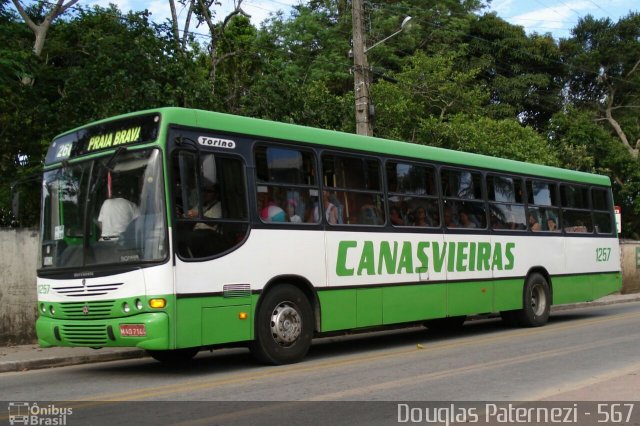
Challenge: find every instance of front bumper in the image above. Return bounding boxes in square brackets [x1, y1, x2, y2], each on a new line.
[36, 312, 170, 350]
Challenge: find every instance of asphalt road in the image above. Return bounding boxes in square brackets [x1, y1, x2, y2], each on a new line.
[1, 302, 640, 425]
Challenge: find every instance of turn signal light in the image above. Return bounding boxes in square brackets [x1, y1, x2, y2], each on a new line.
[149, 298, 166, 309]
[239, 312, 248, 320]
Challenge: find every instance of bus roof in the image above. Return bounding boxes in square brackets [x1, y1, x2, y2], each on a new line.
[55, 107, 611, 186]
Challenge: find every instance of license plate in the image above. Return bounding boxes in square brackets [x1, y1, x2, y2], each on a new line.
[120, 324, 146, 337]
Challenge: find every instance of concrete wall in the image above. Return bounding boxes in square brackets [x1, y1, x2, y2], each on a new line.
[1, 230, 639, 345]
[0, 228, 39, 345]
[621, 240, 640, 294]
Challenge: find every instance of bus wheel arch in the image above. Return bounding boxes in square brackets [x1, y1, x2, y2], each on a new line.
[260, 275, 320, 332]
[526, 267, 553, 305]
[251, 278, 316, 365]
[516, 269, 552, 327]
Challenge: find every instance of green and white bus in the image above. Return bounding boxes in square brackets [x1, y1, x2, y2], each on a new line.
[36, 107, 622, 364]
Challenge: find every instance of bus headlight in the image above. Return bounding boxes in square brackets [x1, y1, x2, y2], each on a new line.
[135, 299, 143, 310]
[122, 302, 131, 313]
[49, 305, 55, 315]
[40, 304, 46, 313]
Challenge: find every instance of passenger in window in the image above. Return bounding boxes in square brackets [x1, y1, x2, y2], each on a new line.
[573, 220, 587, 233]
[305, 200, 320, 223]
[184, 185, 219, 220]
[98, 186, 139, 240]
[389, 206, 405, 226]
[529, 213, 541, 231]
[459, 209, 477, 228]
[188, 184, 222, 230]
[413, 206, 431, 227]
[547, 217, 558, 231]
[444, 206, 458, 228]
[490, 213, 503, 230]
[358, 203, 383, 225]
[323, 191, 339, 225]
[258, 191, 285, 222]
[286, 199, 302, 223]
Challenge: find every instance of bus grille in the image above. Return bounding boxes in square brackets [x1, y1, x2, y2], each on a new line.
[59, 300, 115, 319]
[60, 324, 109, 346]
[52, 282, 123, 297]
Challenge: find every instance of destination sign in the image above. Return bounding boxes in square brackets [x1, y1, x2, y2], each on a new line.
[45, 113, 160, 165]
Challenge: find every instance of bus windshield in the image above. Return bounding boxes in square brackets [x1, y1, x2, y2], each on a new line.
[40, 148, 167, 270]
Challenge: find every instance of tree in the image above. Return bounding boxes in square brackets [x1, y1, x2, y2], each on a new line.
[0, 4, 213, 225]
[561, 13, 640, 159]
[372, 50, 487, 142]
[191, 0, 250, 95]
[549, 107, 640, 238]
[11, 0, 79, 56]
[168, 0, 195, 52]
[466, 13, 565, 130]
[243, 3, 353, 130]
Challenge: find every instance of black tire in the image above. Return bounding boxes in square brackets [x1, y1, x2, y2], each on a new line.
[147, 347, 199, 365]
[250, 284, 313, 365]
[424, 315, 466, 332]
[515, 273, 551, 327]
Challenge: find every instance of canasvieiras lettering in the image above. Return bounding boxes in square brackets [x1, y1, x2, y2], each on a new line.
[336, 240, 515, 277]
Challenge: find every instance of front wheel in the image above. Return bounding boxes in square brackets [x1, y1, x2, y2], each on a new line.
[515, 273, 551, 327]
[250, 284, 313, 365]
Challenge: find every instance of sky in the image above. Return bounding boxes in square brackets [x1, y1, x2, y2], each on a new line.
[488, 0, 638, 39]
[84, 0, 638, 41]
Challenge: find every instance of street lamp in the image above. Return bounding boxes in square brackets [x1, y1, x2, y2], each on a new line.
[352, 8, 412, 136]
[365, 16, 412, 53]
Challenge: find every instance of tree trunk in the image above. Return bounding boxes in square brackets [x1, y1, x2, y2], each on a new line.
[604, 88, 639, 159]
[11, 0, 80, 85]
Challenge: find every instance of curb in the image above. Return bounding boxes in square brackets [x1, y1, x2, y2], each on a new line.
[551, 295, 640, 312]
[0, 349, 146, 374]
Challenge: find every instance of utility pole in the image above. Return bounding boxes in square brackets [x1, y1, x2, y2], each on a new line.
[352, 0, 372, 136]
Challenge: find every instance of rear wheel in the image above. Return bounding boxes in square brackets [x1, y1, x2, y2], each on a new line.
[147, 347, 199, 365]
[250, 284, 313, 365]
[515, 273, 551, 327]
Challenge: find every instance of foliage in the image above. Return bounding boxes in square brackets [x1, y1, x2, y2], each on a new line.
[560, 13, 640, 158]
[549, 108, 640, 238]
[466, 13, 565, 130]
[418, 114, 560, 166]
[1, 1, 639, 236]
[372, 50, 488, 141]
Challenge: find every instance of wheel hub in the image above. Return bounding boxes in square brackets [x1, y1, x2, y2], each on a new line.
[531, 283, 547, 316]
[270, 302, 302, 346]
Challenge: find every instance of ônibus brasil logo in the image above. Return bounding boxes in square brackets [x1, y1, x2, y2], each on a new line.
[7, 402, 72, 425]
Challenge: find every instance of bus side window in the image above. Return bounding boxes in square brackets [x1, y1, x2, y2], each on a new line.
[487, 175, 526, 231]
[386, 161, 440, 228]
[322, 154, 384, 226]
[173, 150, 249, 258]
[526, 180, 561, 232]
[561, 184, 592, 233]
[441, 169, 486, 229]
[254, 145, 320, 224]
